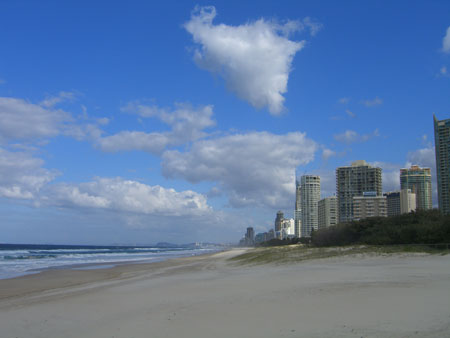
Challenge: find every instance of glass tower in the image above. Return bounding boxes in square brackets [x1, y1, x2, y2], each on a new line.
[434, 115, 450, 214]
[400, 166, 432, 210]
[300, 175, 320, 237]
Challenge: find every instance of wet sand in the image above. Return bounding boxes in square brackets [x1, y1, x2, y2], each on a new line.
[1, 249, 449, 338]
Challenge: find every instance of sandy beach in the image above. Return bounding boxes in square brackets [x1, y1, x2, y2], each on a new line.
[1, 249, 450, 338]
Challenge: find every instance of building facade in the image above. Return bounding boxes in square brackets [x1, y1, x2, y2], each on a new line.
[400, 188, 416, 214]
[434, 115, 450, 214]
[353, 192, 387, 220]
[336, 160, 382, 223]
[294, 179, 302, 238]
[281, 218, 295, 239]
[300, 175, 321, 237]
[384, 191, 401, 217]
[318, 196, 338, 229]
[400, 165, 432, 211]
[274, 211, 284, 233]
[244, 227, 254, 246]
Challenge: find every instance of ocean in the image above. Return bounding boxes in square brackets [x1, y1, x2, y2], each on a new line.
[0, 243, 222, 279]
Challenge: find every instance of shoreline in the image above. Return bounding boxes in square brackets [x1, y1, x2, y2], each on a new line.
[0, 248, 240, 304]
[1, 249, 450, 337]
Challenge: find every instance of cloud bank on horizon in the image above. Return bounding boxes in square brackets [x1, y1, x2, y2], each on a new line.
[184, 6, 314, 115]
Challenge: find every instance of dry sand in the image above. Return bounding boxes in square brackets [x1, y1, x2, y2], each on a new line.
[1, 249, 450, 338]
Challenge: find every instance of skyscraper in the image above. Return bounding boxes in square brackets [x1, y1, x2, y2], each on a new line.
[300, 175, 320, 237]
[384, 191, 401, 217]
[274, 211, 284, 239]
[336, 160, 382, 223]
[244, 227, 254, 246]
[400, 165, 432, 210]
[400, 188, 416, 214]
[318, 196, 337, 229]
[294, 179, 301, 237]
[434, 115, 450, 214]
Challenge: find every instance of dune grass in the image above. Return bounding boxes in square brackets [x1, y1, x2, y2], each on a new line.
[229, 244, 450, 266]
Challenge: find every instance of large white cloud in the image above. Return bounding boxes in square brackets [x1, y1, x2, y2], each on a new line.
[44, 177, 211, 217]
[0, 148, 59, 199]
[406, 146, 435, 170]
[443, 26, 450, 53]
[97, 103, 215, 154]
[162, 131, 318, 208]
[0, 148, 212, 217]
[184, 6, 307, 115]
[0, 97, 73, 142]
[0, 96, 107, 144]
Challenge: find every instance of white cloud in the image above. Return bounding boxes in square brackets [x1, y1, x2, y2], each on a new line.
[406, 146, 435, 171]
[97, 103, 215, 154]
[0, 146, 212, 218]
[40, 91, 76, 108]
[370, 161, 402, 193]
[361, 97, 383, 107]
[322, 148, 336, 160]
[162, 131, 318, 208]
[0, 79, 5, 85]
[45, 177, 211, 217]
[333, 129, 379, 144]
[184, 6, 306, 115]
[346, 109, 356, 118]
[97, 131, 170, 153]
[0, 148, 59, 199]
[301, 17, 323, 36]
[338, 97, 350, 104]
[0, 97, 73, 142]
[443, 26, 450, 53]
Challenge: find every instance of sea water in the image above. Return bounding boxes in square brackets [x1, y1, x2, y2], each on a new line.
[0, 244, 221, 279]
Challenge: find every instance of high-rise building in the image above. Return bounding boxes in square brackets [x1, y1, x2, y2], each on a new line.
[281, 218, 295, 239]
[400, 165, 432, 211]
[275, 211, 284, 232]
[300, 175, 321, 237]
[434, 115, 450, 214]
[318, 196, 338, 229]
[400, 188, 416, 214]
[274, 211, 284, 239]
[353, 192, 387, 220]
[336, 160, 382, 223]
[384, 191, 401, 217]
[244, 227, 255, 246]
[294, 179, 302, 238]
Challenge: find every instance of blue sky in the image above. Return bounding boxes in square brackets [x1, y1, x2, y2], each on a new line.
[0, 0, 449, 244]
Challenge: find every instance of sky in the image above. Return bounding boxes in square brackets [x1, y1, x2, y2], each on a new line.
[1, 0, 449, 245]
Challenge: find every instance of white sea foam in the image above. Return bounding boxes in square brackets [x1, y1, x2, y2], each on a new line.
[0, 245, 220, 279]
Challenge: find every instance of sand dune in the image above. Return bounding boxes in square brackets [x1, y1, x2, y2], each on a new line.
[1, 249, 449, 338]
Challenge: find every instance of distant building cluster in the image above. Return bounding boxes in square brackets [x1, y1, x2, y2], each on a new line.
[240, 115, 450, 244]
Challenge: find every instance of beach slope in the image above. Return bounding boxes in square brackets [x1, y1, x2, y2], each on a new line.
[1, 249, 449, 338]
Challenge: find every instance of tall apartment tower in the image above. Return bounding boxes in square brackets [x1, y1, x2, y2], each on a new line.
[300, 175, 321, 237]
[336, 160, 382, 223]
[384, 191, 401, 217]
[318, 196, 338, 229]
[274, 211, 284, 239]
[400, 165, 432, 210]
[294, 179, 302, 237]
[400, 189, 416, 214]
[434, 115, 450, 214]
